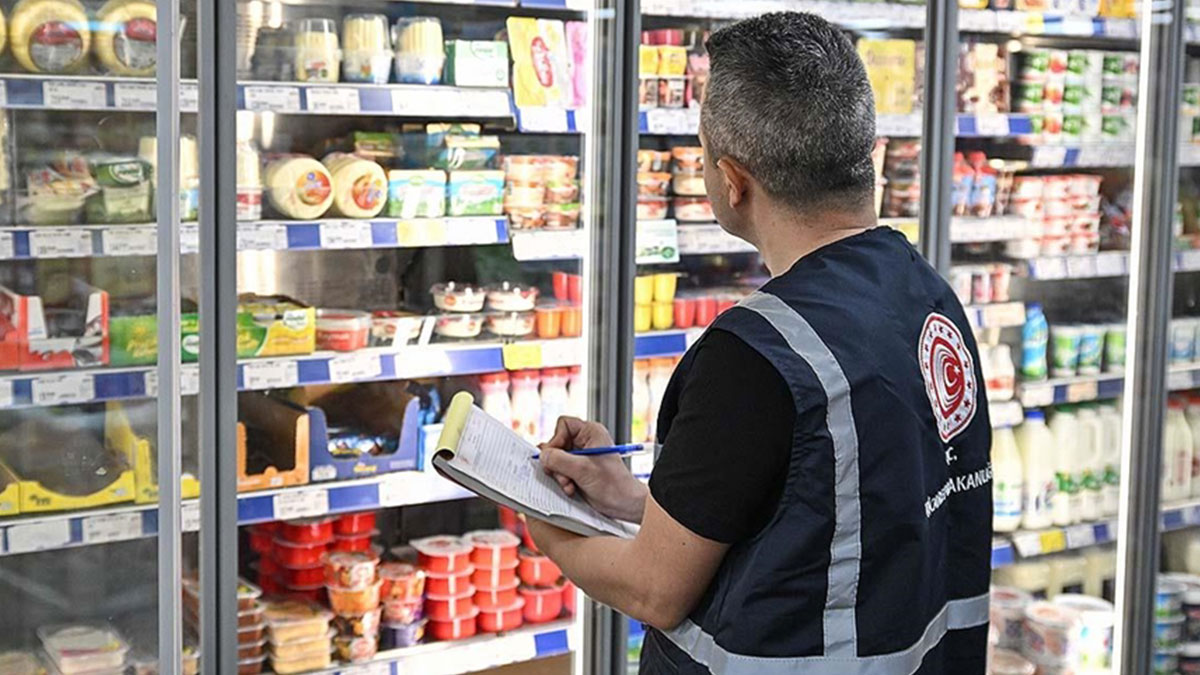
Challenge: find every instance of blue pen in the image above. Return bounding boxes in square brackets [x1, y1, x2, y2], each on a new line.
[531, 443, 654, 460]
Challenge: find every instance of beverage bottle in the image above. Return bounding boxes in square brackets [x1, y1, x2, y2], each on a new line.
[539, 368, 570, 442]
[1048, 406, 1080, 525]
[1022, 303, 1049, 381]
[1097, 402, 1123, 516]
[566, 366, 585, 419]
[992, 424, 1024, 533]
[1016, 409, 1056, 530]
[1074, 404, 1104, 522]
[510, 370, 542, 444]
[1185, 394, 1200, 497]
[1165, 398, 1194, 502]
[987, 344, 1016, 401]
[479, 372, 512, 428]
[632, 360, 652, 443]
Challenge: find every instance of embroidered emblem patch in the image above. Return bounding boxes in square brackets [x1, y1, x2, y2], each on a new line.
[919, 313, 978, 443]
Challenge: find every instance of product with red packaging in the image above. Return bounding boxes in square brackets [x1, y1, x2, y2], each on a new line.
[272, 539, 330, 567]
[478, 597, 526, 633]
[465, 529, 520, 569]
[331, 607, 381, 637]
[471, 560, 519, 590]
[335, 512, 377, 536]
[520, 584, 565, 624]
[315, 310, 371, 352]
[428, 608, 479, 641]
[328, 580, 383, 615]
[425, 588, 476, 622]
[518, 550, 563, 587]
[426, 566, 475, 596]
[280, 517, 335, 544]
[475, 581, 520, 611]
[383, 597, 425, 624]
[332, 531, 377, 552]
[412, 535, 473, 573]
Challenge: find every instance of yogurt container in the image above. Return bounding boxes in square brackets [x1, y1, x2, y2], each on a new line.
[991, 586, 1033, 650]
[1158, 614, 1186, 650]
[324, 550, 380, 589]
[1179, 642, 1200, 673]
[315, 310, 371, 352]
[989, 648, 1035, 675]
[1160, 580, 1188, 618]
[1076, 325, 1104, 375]
[380, 562, 426, 601]
[485, 282, 539, 312]
[425, 589, 476, 621]
[1052, 593, 1114, 669]
[1050, 325, 1082, 377]
[1021, 601, 1081, 670]
[478, 597, 526, 633]
[466, 529, 521, 568]
[428, 608, 478, 641]
[434, 313, 484, 340]
[381, 620, 426, 649]
[431, 282, 485, 313]
[426, 567, 474, 596]
[1156, 649, 1180, 675]
[475, 580, 520, 611]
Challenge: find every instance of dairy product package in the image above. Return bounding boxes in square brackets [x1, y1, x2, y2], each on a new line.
[264, 155, 334, 220]
[9, 0, 90, 73]
[94, 0, 156, 76]
[447, 171, 504, 217]
[341, 13, 391, 84]
[507, 17, 570, 108]
[322, 153, 387, 219]
[444, 40, 508, 88]
[386, 170, 446, 219]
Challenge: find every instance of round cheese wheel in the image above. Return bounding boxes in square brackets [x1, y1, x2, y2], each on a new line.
[94, 0, 156, 76]
[9, 0, 90, 73]
[322, 152, 386, 219]
[265, 156, 333, 220]
[0, 9, 9, 57]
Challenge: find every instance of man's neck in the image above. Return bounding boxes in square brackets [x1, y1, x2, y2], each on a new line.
[754, 206, 878, 277]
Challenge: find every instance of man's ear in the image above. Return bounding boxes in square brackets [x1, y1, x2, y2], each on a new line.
[716, 157, 751, 209]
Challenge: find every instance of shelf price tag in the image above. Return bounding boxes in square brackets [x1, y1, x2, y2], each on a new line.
[1023, 11, 1046, 34]
[503, 343, 543, 371]
[113, 82, 156, 110]
[1065, 524, 1096, 549]
[274, 489, 329, 520]
[32, 374, 95, 406]
[1066, 380, 1099, 402]
[1032, 257, 1068, 280]
[1095, 252, 1127, 277]
[242, 360, 299, 390]
[0, 231, 12, 260]
[179, 82, 199, 112]
[518, 107, 569, 133]
[1167, 369, 1193, 391]
[6, 519, 71, 554]
[396, 219, 448, 248]
[244, 86, 301, 112]
[1039, 530, 1066, 554]
[306, 87, 361, 114]
[328, 353, 382, 383]
[444, 217, 501, 246]
[1032, 146, 1068, 168]
[320, 221, 374, 249]
[1019, 384, 1056, 409]
[237, 223, 287, 251]
[0, 380, 12, 409]
[1063, 15, 1094, 35]
[43, 81, 106, 109]
[181, 365, 200, 396]
[974, 114, 1011, 137]
[83, 512, 143, 544]
[1066, 256, 1097, 279]
[541, 338, 582, 368]
[182, 502, 200, 532]
[102, 226, 156, 256]
[1179, 249, 1200, 272]
[180, 224, 200, 254]
[340, 663, 390, 675]
[981, 303, 1026, 329]
[29, 229, 92, 258]
[959, 8, 995, 31]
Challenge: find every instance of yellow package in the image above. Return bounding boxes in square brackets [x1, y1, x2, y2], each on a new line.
[657, 46, 687, 77]
[507, 17, 569, 108]
[639, 44, 659, 76]
[856, 38, 917, 115]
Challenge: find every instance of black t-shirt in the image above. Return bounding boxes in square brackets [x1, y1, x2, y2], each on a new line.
[648, 328, 794, 544]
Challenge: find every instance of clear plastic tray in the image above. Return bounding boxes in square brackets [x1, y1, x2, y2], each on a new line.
[38, 624, 129, 674]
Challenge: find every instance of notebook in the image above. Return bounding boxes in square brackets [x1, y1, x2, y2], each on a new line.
[433, 392, 639, 539]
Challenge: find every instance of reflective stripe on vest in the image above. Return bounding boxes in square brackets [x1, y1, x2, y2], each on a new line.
[661, 592, 990, 675]
[739, 291, 863, 656]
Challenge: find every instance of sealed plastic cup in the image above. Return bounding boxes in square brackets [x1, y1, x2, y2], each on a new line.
[1050, 325, 1082, 378]
[653, 273, 677, 303]
[695, 297, 717, 326]
[1076, 324, 1103, 375]
[634, 305, 652, 333]
[673, 298, 696, 329]
[652, 302, 674, 330]
[1172, 319, 1198, 365]
[634, 276, 654, 305]
[1104, 323, 1127, 373]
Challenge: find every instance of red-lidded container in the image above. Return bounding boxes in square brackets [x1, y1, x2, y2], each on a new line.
[428, 608, 479, 642]
[425, 589, 476, 621]
[562, 581, 577, 615]
[471, 560, 518, 590]
[474, 580, 519, 611]
[259, 555, 280, 578]
[426, 567, 474, 596]
[323, 549, 380, 589]
[478, 597, 525, 633]
[520, 584, 564, 624]
[273, 539, 330, 567]
[412, 535, 473, 573]
[258, 575, 282, 596]
[380, 562, 425, 601]
[465, 530, 520, 569]
[316, 309, 371, 352]
[331, 531, 378, 553]
[334, 512, 377, 536]
[275, 564, 325, 588]
[279, 517, 335, 544]
[248, 527, 275, 554]
[518, 552, 562, 587]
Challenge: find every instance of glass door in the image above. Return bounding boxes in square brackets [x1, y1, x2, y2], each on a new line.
[215, 0, 610, 672]
[0, 0, 200, 668]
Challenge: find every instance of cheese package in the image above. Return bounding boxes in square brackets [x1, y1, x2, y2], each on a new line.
[857, 39, 917, 115]
[9, 0, 91, 73]
[447, 170, 504, 217]
[392, 16, 444, 85]
[444, 40, 509, 88]
[265, 155, 334, 220]
[85, 155, 152, 223]
[565, 21, 588, 109]
[342, 13, 391, 84]
[94, 0, 156, 76]
[506, 18, 570, 108]
[387, 169, 446, 218]
[322, 152, 387, 219]
[0, 9, 8, 57]
[294, 17, 340, 82]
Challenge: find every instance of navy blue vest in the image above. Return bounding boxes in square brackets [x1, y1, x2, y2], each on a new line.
[641, 228, 992, 675]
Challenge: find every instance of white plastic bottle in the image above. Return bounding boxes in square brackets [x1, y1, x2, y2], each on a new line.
[566, 366, 585, 419]
[1048, 407, 1080, 526]
[992, 423, 1024, 533]
[539, 368, 570, 443]
[510, 369, 542, 444]
[1074, 404, 1105, 522]
[1017, 409, 1056, 530]
[1165, 398, 1194, 502]
[987, 344, 1016, 401]
[631, 360, 652, 443]
[1097, 402, 1122, 516]
[1185, 394, 1200, 497]
[479, 372, 512, 428]
[647, 358, 674, 442]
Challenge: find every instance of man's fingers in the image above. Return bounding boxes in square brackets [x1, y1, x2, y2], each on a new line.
[547, 416, 585, 449]
[539, 446, 592, 483]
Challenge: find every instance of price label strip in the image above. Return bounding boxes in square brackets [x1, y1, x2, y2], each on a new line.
[502, 343, 543, 371]
[237, 224, 287, 251]
[244, 86, 301, 112]
[32, 374, 96, 406]
[0, 231, 12, 260]
[102, 226, 157, 256]
[83, 512, 144, 545]
[320, 221, 374, 249]
[1064, 523, 1097, 549]
[328, 353, 383, 383]
[0, 380, 12, 409]
[43, 81, 107, 109]
[182, 502, 201, 532]
[29, 229, 93, 258]
[180, 82, 199, 112]
[113, 82, 157, 110]
[1066, 380, 1099, 403]
[1065, 256, 1097, 279]
[6, 519, 72, 555]
[274, 489, 330, 520]
[242, 360, 300, 390]
[306, 87, 361, 114]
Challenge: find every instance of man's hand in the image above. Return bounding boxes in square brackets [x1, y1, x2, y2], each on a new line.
[538, 417, 649, 523]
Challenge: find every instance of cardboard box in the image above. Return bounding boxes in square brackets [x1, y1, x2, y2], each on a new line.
[237, 296, 316, 358]
[108, 313, 201, 367]
[0, 279, 109, 371]
[444, 40, 510, 88]
[307, 392, 422, 482]
[237, 393, 311, 492]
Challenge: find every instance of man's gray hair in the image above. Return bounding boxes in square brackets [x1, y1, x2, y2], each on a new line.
[702, 12, 878, 211]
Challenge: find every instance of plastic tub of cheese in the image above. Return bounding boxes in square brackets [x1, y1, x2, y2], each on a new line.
[637, 198, 668, 221]
[39, 624, 129, 674]
[276, 564, 325, 588]
[674, 197, 714, 223]
[370, 311, 422, 347]
[428, 608, 479, 641]
[315, 310, 371, 352]
[324, 550, 380, 589]
[328, 579, 383, 615]
[519, 551, 563, 587]
[434, 313, 484, 340]
[334, 634, 379, 664]
[431, 282, 485, 313]
[486, 282, 539, 312]
[335, 511, 377, 536]
[466, 530, 521, 568]
[426, 566, 474, 596]
[520, 584, 565, 624]
[478, 597, 526, 633]
[262, 601, 333, 643]
[486, 311, 534, 338]
[279, 518, 335, 545]
[425, 589, 476, 621]
[332, 606, 382, 637]
[413, 535, 473, 573]
[475, 580, 520, 611]
[332, 531, 378, 553]
[671, 171, 706, 197]
[272, 539, 330, 567]
[472, 560, 519, 590]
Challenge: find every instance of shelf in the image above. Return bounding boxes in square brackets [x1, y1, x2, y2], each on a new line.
[1023, 252, 1130, 280]
[1028, 144, 1200, 168]
[991, 497, 1200, 569]
[0, 75, 198, 112]
[638, 109, 922, 137]
[237, 82, 513, 117]
[676, 224, 756, 256]
[0, 332, 687, 410]
[1017, 371, 1126, 407]
[956, 113, 1035, 138]
[950, 216, 1041, 243]
[641, 0, 926, 28]
[0, 471, 472, 556]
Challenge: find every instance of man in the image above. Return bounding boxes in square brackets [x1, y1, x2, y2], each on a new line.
[530, 11, 993, 675]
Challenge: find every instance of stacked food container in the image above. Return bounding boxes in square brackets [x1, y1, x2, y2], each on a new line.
[326, 548, 383, 663]
[466, 530, 525, 633]
[414, 535, 479, 641]
[379, 562, 427, 649]
[262, 600, 334, 674]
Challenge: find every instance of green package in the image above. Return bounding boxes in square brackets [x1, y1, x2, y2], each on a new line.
[109, 313, 200, 366]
